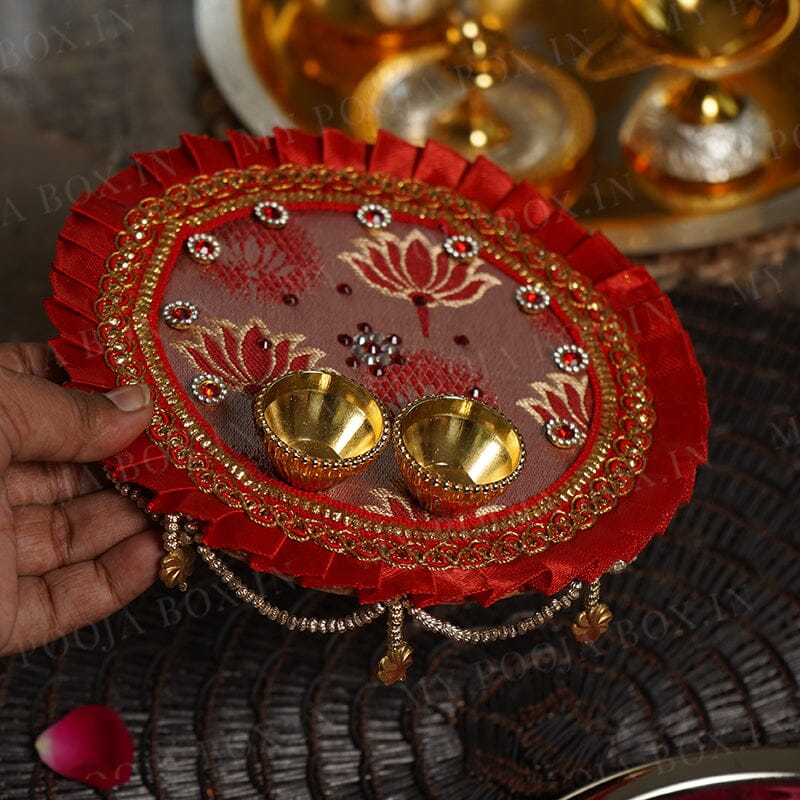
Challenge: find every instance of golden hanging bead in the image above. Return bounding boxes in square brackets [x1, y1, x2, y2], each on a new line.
[571, 603, 613, 644]
[377, 643, 414, 685]
[159, 546, 195, 591]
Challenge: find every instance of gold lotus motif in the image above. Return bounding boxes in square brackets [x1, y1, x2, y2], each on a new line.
[159, 546, 196, 591]
[377, 643, 414, 685]
[254, 370, 390, 491]
[393, 395, 525, 516]
[571, 603, 614, 644]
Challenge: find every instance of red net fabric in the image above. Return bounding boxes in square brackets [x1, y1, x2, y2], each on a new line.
[47, 128, 708, 606]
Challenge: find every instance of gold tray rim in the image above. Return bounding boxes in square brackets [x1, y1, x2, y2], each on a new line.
[194, 0, 800, 256]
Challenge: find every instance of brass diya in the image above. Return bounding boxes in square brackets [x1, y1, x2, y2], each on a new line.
[349, 16, 595, 197]
[254, 370, 389, 491]
[393, 394, 525, 516]
[580, 0, 800, 187]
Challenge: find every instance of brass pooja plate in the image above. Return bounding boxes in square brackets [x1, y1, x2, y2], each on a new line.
[195, 0, 800, 252]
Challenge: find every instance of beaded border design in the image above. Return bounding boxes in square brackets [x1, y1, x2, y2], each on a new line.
[110, 472, 587, 643]
[94, 164, 655, 570]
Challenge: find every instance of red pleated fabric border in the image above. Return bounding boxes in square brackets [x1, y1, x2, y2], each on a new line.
[47, 129, 709, 607]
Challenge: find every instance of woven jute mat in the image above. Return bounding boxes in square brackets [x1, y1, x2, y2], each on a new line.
[1, 280, 799, 799]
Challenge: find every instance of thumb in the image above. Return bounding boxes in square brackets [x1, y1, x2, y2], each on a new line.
[0, 367, 152, 464]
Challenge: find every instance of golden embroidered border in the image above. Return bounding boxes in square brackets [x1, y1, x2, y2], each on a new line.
[94, 165, 655, 570]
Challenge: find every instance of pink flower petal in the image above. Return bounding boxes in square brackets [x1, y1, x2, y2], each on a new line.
[35, 705, 133, 791]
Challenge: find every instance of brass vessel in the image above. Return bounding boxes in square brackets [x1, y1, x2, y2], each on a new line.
[393, 394, 525, 516]
[254, 370, 389, 491]
[580, 0, 800, 185]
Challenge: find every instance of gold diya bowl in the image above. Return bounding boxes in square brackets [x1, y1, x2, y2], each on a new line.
[393, 395, 525, 516]
[254, 370, 389, 491]
[582, 0, 799, 80]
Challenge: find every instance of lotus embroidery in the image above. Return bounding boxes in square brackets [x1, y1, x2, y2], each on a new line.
[173, 317, 324, 394]
[338, 229, 501, 336]
[516, 371, 591, 427]
[360, 348, 496, 414]
[213, 219, 323, 304]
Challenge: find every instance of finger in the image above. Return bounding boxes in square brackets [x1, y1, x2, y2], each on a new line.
[13, 489, 155, 576]
[0, 528, 161, 657]
[5, 462, 105, 507]
[0, 369, 152, 465]
[0, 493, 18, 654]
[0, 342, 64, 381]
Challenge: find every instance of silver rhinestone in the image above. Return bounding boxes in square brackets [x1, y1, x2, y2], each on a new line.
[191, 373, 228, 405]
[356, 203, 392, 230]
[553, 344, 589, 374]
[515, 283, 551, 313]
[186, 233, 222, 264]
[545, 418, 584, 449]
[162, 300, 199, 331]
[443, 234, 479, 260]
[254, 200, 289, 229]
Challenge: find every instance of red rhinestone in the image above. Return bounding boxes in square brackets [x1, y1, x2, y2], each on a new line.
[524, 290, 542, 304]
[283, 294, 298, 306]
[554, 424, 572, 440]
[392, 355, 406, 365]
[337, 283, 352, 295]
[469, 387, 482, 398]
[357, 322, 372, 332]
[199, 381, 220, 399]
[338, 333, 353, 346]
[562, 351, 578, 366]
[257, 338, 272, 350]
[454, 335, 469, 346]
[387, 334, 401, 345]
[263, 206, 279, 219]
[194, 239, 212, 256]
[366, 210, 383, 224]
[172, 306, 192, 321]
[455, 240, 469, 254]
[345, 356, 359, 368]
[367, 343, 381, 355]
[371, 366, 385, 377]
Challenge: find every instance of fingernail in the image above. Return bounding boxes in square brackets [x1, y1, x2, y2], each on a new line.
[106, 384, 151, 412]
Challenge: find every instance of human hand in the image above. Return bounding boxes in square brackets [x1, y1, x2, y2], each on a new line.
[0, 343, 161, 657]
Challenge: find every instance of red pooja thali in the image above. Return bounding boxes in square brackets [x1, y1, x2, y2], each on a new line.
[47, 128, 708, 680]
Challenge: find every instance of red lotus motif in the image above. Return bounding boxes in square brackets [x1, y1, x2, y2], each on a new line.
[516, 371, 591, 427]
[358, 348, 497, 414]
[173, 317, 324, 393]
[338, 230, 501, 336]
[212, 218, 323, 304]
